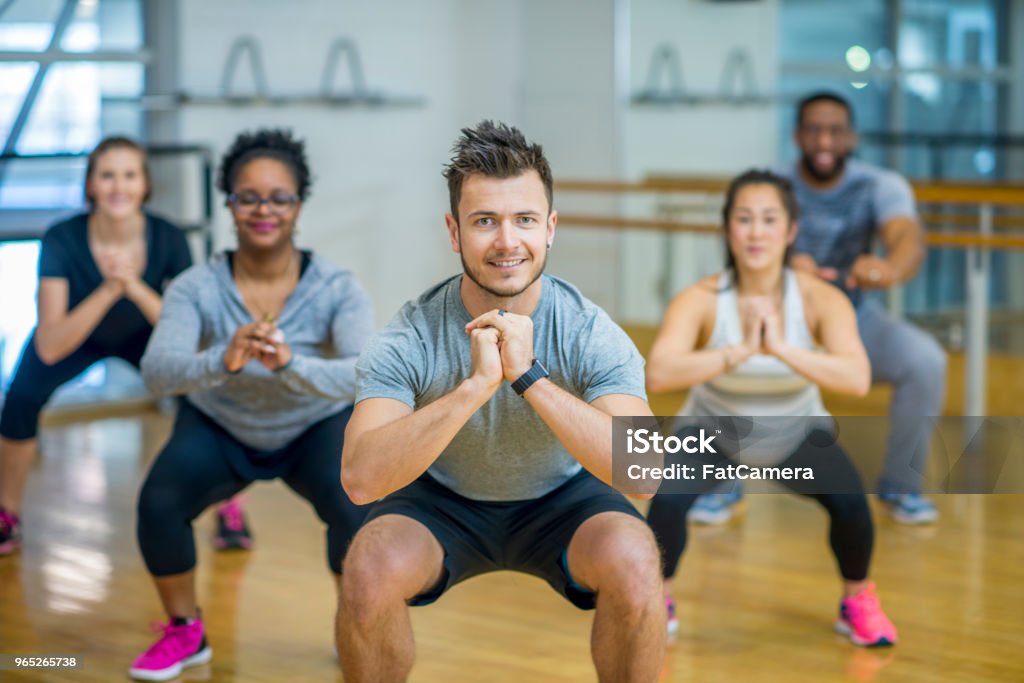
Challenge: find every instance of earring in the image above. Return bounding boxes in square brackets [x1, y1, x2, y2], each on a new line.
[547, 242, 552, 249]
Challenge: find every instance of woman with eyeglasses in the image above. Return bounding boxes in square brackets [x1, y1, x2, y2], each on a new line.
[0, 136, 193, 557]
[129, 129, 375, 681]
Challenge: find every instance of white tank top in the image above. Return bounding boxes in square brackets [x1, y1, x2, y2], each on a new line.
[680, 269, 832, 463]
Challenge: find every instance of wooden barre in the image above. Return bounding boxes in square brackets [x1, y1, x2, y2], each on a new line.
[557, 177, 1024, 206]
[556, 213, 1024, 249]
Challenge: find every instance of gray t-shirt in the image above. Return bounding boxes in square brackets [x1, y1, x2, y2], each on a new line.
[142, 252, 375, 452]
[774, 159, 917, 303]
[356, 274, 647, 501]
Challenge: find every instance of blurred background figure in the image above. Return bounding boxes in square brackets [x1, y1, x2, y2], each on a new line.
[645, 170, 896, 647]
[690, 93, 945, 525]
[782, 92, 944, 524]
[0, 136, 191, 555]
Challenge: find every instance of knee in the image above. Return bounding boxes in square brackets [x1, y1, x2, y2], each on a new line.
[341, 538, 422, 623]
[900, 336, 947, 387]
[136, 478, 187, 529]
[825, 494, 872, 526]
[0, 390, 43, 440]
[587, 527, 663, 605]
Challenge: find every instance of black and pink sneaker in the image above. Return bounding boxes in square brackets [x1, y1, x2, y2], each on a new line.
[129, 615, 212, 681]
[836, 583, 898, 647]
[213, 497, 253, 551]
[0, 507, 21, 555]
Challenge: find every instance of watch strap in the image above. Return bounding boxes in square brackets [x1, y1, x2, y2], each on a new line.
[512, 359, 549, 396]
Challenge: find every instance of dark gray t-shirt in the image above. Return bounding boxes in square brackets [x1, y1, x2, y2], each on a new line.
[774, 159, 917, 303]
[355, 274, 647, 501]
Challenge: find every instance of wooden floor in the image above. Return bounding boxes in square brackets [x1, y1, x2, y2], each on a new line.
[1, 414, 1023, 682]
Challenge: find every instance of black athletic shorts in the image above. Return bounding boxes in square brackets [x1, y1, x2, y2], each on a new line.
[364, 468, 644, 610]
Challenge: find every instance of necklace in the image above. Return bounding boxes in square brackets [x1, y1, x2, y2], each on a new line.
[234, 249, 299, 324]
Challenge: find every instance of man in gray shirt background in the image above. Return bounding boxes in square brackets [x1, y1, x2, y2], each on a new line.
[338, 121, 665, 683]
[781, 92, 944, 524]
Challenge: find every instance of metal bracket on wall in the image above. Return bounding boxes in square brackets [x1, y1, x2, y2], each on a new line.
[219, 35, 270, 101]
[632, 43, 697, 105]
[320, 37, 367, 100]
[717, 48, 771, 105]
[144, 36, 426, 109]
[632, 43, 773, 107]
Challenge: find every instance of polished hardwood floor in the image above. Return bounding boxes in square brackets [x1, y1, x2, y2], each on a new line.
[1, 412, 1022, 682]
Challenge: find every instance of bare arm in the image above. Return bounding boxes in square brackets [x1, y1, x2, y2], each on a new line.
[880, 216, 925, 283]
[523, 384, 654, 495]
[34, 277, 123, 365]
[341, 327, 503, 505]
[766, 276, 870, 396]
[646, 279, 757, 393]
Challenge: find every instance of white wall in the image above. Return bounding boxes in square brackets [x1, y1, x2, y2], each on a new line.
[159, 0, 527, 325]
[621, 0, 781, 323]
[156, 0, 783, 326]
[518, 0, 623, 314]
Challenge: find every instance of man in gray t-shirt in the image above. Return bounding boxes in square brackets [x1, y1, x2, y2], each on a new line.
[337, 122, 665, 682]
[780, 92, 944, 523]
[354, 272, 646, 501]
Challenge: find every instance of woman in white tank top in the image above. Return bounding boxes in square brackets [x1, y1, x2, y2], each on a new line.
[644, 170, 897, 648]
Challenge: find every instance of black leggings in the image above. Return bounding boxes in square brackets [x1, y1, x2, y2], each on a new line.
[0, 333, 148, 440]
[137, 401, 365, 576]
[646, 428, 873, 581]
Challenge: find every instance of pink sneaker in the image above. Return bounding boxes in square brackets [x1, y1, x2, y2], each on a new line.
[0, 507, 21, 555]
[836, 583, 898, 647]
[129, 615, 212, 681]
[666, 595, 679, 638]
[214, 497, 253, 551]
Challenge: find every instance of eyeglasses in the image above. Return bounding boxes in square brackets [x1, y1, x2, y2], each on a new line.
[227, 192, 299, 214]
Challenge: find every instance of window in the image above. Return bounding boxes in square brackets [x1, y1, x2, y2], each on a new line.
[779, 0, 1018, 346]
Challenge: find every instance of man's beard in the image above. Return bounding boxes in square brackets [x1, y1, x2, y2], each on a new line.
[800, 151, 848, 183]
[460, 250, 547, 299]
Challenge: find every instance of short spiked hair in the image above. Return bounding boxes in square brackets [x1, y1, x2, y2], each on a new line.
[443, 120, 553, 220]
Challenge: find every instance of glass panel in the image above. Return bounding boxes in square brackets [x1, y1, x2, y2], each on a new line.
[62, 0, 143, 53]
[0, 62, 38, 142]
[98, 61, 144, 97]
[780, 0, 889, 66]
[0, 240, 40, 388]
[15, 62, 101, 153]
[900, 0, 1007, 69]
[16, 61, 145, 155]
[0, 0, 65, 50]
[900, 78, 1002, 180]
[0, 157, 86, 208]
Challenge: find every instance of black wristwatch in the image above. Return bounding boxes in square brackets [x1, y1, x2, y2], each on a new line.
[512, 359, 549, 396]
